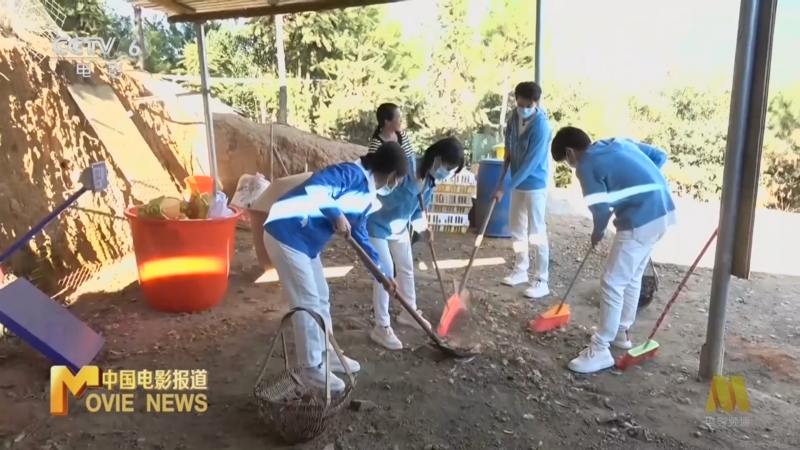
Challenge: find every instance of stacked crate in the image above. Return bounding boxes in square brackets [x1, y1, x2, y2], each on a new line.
[428, 170, 476, 234]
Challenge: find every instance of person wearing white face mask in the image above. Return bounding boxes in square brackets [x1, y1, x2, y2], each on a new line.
[492, 81, 553, 300]
[366, 137, 465, 350]
[262, 142, 406, 391]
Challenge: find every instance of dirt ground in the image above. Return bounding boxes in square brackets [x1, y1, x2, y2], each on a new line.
[1, 214, 799, 450]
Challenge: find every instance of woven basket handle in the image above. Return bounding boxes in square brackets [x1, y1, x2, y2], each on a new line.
[255, 307, 355, 406]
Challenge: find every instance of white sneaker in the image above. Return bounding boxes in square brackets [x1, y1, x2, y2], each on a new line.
[567, 345, 615, 374]
[303, 364, 345, 392]
[370, 325, 403, 350]
[324, 351, 361, 373]
[397, 309, 431, 331]
[502, 270, 529, 286]
[524, 280, 550, 299]
[611, 329, 632, 350]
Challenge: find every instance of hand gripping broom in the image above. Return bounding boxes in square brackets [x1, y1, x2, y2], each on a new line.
[615, 229, 718, 370]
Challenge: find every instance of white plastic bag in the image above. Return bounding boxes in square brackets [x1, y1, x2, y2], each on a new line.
[208, 192, 234, 218]
[230, 173, 271, 209]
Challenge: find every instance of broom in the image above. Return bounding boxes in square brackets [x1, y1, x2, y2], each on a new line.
[530, 246, 593, 333]
[437, 197, 497, 336]
[438, 165, 508, 336]
[615, 229, 718, 370]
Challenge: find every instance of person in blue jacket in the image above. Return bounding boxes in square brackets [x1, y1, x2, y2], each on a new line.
[263, 142, 408, 391]
[492, 81, 553, 300]
[551, 126, 676, 374]
[366, 137, 465, 350]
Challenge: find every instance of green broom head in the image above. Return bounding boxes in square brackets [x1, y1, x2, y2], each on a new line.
[627, 340, 660, 358]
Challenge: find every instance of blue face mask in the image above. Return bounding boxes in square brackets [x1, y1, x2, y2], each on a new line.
[518, 107, 534, 119]
[433, 167, 452, 181]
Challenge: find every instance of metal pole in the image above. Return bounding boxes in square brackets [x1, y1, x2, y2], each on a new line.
[195, 23, 220, 197]
[534, 0, 542, 86]
[730, 0, 778, 279]
[698, 0, 760, 380]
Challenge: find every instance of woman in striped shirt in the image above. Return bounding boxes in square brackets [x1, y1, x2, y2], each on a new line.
[368, 103, 415, 161]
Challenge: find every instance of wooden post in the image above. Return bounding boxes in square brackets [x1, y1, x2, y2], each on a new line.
[259, 97, 267, 124]
[134, 7, 145, 70]
[275, 14, 288, 124]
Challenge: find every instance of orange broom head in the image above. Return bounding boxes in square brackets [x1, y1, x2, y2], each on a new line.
[437, 290, 469, 337]
[615, 340, 660, 370]
[529, 304, 571, 333]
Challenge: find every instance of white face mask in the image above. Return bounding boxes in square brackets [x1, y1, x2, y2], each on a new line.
[518, 107, 534, 119]
[377, 175, 398, 195]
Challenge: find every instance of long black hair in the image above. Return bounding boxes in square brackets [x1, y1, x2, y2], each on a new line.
[360, 141, 409, 178]
[372, 103, 400, 139]
[417, 137, 465, 179]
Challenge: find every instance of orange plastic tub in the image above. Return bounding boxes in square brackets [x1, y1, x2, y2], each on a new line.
[184, 175, 216, 195]
[125, 206, 242, 313]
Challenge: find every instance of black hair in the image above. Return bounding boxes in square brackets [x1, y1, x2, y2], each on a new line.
[361, 141, 409, 177]
[372, 103, 400, 139]
[418, 137, 465, 179]
[514, 82, 542, 103]
[551, 126, 592, 162]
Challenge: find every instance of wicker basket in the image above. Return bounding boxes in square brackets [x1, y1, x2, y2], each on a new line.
[253, 307, 356, 444]
[638, 259, 659, 311]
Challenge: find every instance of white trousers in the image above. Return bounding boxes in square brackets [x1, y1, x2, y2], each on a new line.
[370, 231, 416, 327]
[509, 189, 549, 282]
[263, 231, 333, 368]
[591, 228, 665, 349]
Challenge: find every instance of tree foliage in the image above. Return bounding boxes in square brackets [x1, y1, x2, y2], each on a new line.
[51, 0, 800, 211]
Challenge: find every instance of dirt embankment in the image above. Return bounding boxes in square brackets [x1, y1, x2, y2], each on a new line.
[213, 114, 367, 198]
[0, 39, 133, 294]
[0, 36, 367, 296]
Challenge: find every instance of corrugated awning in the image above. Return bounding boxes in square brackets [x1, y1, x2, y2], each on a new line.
[126, 0, 407, 23]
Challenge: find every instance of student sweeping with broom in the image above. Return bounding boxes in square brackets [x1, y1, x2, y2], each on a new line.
[366, 137, 465, 350]
[262, 142, 408, 391]
[550, 126, 676, 374]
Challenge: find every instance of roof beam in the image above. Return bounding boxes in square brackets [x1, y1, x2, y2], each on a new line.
[166, 0, 406, 23]
[147, 0, 195, 14]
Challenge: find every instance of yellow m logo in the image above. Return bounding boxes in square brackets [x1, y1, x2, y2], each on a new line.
[50, 366, 102, 415]
[705, 375, 750, 413]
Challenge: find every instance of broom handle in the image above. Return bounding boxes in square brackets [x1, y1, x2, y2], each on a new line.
[555, 246, 593, 314]
[417, 193, 448, 304]
[456, 165, 508, 296]
[344, 234, 446, 346]
[644, 229, 718, 342]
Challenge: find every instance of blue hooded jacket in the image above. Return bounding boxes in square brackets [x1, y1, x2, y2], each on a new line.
[576, 138, 675, 238]
[504, 108, 552, 191]
[367, 156, 435, 239]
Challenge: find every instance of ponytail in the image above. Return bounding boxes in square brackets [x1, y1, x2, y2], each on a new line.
[371, 125, 382, 140]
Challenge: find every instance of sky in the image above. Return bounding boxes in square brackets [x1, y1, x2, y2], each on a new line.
[104, 0, 799, 90]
